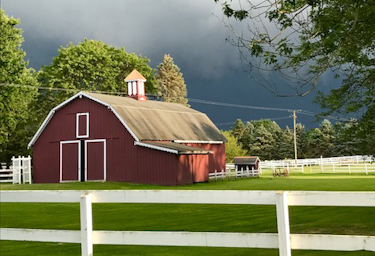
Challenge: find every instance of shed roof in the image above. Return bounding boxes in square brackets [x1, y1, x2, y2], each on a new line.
[28, 91, 226, 147]
[233, 156, 260, 165]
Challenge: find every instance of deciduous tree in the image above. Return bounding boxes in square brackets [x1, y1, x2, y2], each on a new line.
[0, 10, 38, 162]
[222, 130, 247, 162]
[37, 39, 157, 121]
[214, 0, 375, 135]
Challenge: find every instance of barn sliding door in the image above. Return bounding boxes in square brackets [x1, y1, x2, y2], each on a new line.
[85, 139, 106, 181]
[60, 140, 80, 182]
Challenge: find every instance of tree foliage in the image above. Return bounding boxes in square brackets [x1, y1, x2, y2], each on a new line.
[222, 130, 247, 162]
[156, 54, 188, 106]
[214, 0, 375, 134]
[0, 9, 38, 163]
[228, 118, 369, 160]
[37, 39, 158, 121]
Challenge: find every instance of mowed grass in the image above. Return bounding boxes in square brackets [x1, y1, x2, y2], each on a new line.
[1, 173, 375, 256]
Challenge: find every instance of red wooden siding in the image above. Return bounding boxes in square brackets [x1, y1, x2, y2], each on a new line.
[191, 154, 209, 182]
[183, 143, 225, 173]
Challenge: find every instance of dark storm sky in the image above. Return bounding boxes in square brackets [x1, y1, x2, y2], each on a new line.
[2, 0, 340, 130]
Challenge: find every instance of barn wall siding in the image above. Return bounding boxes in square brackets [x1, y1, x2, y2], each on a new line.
[184, 143, 225, 173]
[136, 146, 179, 185]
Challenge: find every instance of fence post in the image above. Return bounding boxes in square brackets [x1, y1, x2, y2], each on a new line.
[214, 170, 217, 182]
[365, 163, 368, 175]
[80, 193, 93, 256]
[275, 191, 291, 256]
[333, 162, 335, 173]
[246, 166, 249, 178]
[349, 164, 351, 174]
[301, 164, 304, 173]
[320, 156, 323, 173]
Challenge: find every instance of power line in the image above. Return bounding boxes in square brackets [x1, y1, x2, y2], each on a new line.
[1, 82, 349, 121]
[215, 116, 292, 127]
[188, 98, 295, 112]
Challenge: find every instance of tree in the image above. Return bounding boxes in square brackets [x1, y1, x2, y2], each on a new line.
[0, 10, 38, 163]
[307, 128, 323, 158]
[307, 119, 335, 157]
[277, 126, 294, 159]
[214, 0, 375, 134]
[156, 54, 188, 106]
[222, 130, 247, 163]
[36, 39, 157, 121]
[333, 120, 362, 156]
[249, 124, 275, 160]
[296, 123, 308, 158]
[232, 119, 246, 140]
[319, 119, 335, 157]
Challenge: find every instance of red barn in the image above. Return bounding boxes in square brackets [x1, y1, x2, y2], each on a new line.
[28, 70, 226, 185]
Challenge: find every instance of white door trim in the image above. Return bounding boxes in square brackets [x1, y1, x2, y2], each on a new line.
[60, 140, 81, 183]
[76, 113, 89, 138]
[84, 139, 106, 182]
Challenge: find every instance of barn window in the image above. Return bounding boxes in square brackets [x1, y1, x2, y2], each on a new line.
[76, 113, 89, 138]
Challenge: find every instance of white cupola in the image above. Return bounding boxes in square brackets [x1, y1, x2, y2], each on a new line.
[125, 69, 147, 101]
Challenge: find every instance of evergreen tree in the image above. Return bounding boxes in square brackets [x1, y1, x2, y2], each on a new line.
[319, 119, 335, 157]
[307, 128, 323, 158]
[156, 54, 188, 106]
[277, 126, 294, 159]
[333, 120, 361, 156]
[0, 10, 38, 163]
[296, 123, 308, 158]
[232, 119, 246, 141]
[249, 124, 275, 160]
[241, 121, 255, 152]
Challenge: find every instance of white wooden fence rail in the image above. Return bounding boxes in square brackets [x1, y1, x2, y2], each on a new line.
[1, 190, 375, 256]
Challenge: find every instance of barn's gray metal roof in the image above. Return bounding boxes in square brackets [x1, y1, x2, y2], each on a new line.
[84, 92, 226, 142]
[28, 91, 226, 148]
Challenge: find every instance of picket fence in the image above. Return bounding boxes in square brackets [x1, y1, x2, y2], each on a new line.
[209, 165, 259, 180]
[0, 156, 31, 184]
[1, 190, 374, 256]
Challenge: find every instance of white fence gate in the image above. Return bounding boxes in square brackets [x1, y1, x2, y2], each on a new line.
[1, 190, 374, 256]
[0, 156, 32, 184]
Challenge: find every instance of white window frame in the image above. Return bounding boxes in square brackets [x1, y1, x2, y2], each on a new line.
[76, 113, 89, 138]
[84, 139, 106, 182]
[60, 140, 81, 183]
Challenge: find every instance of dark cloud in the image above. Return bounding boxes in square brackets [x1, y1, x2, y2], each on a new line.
[3, 0, 336, 129]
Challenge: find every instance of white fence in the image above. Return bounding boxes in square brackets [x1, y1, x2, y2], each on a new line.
[1, 190, 375, 256]
[0, 156, 32, 184]
[209, 165, 259, 180]
[260, 155, 375, 175]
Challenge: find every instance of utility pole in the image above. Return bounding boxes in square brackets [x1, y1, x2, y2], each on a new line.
[293, 110, 298, 166]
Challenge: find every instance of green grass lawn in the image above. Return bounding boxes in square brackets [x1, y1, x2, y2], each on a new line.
[1, 174, 375, 256]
